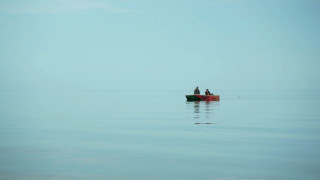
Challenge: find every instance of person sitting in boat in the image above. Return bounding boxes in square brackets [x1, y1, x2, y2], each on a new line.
[194, 86, 200, 95]
[205, 89, 213, 95]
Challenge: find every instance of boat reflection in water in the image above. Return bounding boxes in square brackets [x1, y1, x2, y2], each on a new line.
[186, 100, 220, 120]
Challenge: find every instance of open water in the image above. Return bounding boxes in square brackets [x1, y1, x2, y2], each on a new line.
[1, 89, 320, 180]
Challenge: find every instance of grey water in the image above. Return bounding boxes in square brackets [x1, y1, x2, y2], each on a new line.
[1, 89, 320, 180]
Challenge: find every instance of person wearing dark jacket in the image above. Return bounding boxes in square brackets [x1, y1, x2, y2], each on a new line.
[194, 86, 200, 95]
[205, 89, 212, 95]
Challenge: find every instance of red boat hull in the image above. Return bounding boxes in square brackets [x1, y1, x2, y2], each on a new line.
[185, 95, 220, 101]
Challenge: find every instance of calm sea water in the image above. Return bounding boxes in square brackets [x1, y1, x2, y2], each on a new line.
[1, 89, 320, 180]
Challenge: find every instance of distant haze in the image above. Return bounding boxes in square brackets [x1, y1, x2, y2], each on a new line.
[1, 0, 319, 91]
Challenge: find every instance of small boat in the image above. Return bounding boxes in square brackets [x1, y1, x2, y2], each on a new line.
[185, 95, 220, 101]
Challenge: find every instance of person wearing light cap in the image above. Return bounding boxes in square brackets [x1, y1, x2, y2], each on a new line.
[194, 86, 200, 95]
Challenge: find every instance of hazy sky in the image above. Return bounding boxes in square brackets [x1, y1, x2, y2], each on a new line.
[0, 0, 319, 91]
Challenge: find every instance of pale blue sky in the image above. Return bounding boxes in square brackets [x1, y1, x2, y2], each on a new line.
[0, 0, 319, 91]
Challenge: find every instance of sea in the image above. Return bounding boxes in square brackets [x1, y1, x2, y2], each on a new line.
[0, 89, 320, 180]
